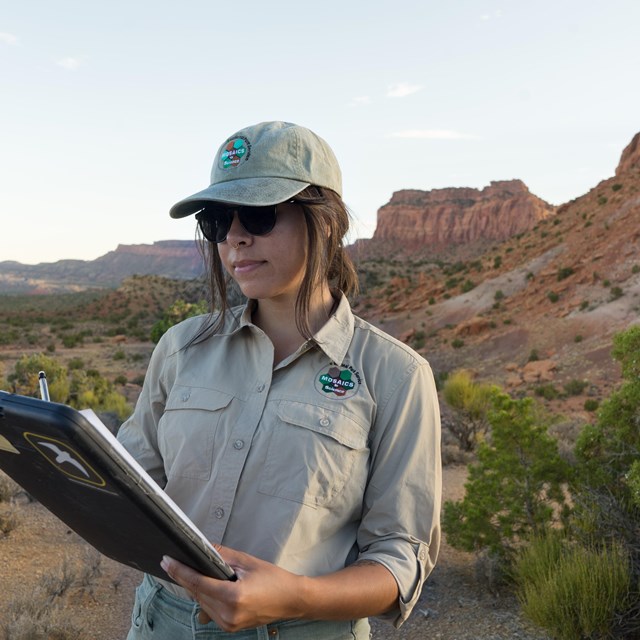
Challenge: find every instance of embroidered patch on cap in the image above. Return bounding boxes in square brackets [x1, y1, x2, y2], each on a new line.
[315, 364, 361, 399]
[219, 136, 251, 170]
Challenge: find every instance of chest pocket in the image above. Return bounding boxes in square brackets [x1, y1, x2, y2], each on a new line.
[258, 401, 369, 508]
[158, 386, 232, 480]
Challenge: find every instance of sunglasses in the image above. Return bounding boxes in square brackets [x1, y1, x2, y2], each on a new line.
[196, 203, 279, 243]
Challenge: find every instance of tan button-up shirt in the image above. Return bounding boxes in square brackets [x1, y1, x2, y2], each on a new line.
[117, 294, 441, 626]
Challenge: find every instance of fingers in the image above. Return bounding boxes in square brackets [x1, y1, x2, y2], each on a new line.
[198, 609, 212, 624]
[161, 556, 215, 625]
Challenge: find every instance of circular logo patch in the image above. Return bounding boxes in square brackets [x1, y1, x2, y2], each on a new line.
[219, 136, 250, 170]
[315, 364, 361, 399]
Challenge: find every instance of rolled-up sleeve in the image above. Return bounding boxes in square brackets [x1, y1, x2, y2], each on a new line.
[356, 361, 442, 627]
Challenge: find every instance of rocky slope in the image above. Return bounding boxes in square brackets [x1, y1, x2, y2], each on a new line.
[354, 132, 640, 412]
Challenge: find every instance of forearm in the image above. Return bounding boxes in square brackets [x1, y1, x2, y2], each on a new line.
[295, 560, 399, 621]
[161, 551, 399, 631]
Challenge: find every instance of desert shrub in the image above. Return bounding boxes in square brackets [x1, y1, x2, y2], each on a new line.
[494, 289, 505, 301]
[7, 355, 132, 420]
[547, 291, 559, 303]
[151, 299, 208, 343]
[61, 332, 84, 348]
[515, 536, 631, 640]
[443, 393, 570, 563]
[534, 384, 560, 400]
[610, 286, 624, 300]
[411, 330, 425, 350]
[563, 379, 588, 396]
[451, 338, 465, 349]
[632, 264, 640, 275]
[0, 473, 20, 503]
[527, 348, 539, 362]
[569, 326, 640, 634]
[67, 357, 85, 370]
[461, 279, 476, 293]
[7, 353, 70, 402]
[442, 370, 497, 451]
[1, 560, 92, 639]
[612, 183, 623, 192]
[583, 398, 599, 412]
[0, 508, 19, 538]
[557, 266, 574, 281]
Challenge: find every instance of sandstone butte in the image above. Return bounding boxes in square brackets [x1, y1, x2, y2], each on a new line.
[369, 179, 556, 251]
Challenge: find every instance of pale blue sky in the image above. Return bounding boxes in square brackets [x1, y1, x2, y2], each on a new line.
[1, 1, 638, 264]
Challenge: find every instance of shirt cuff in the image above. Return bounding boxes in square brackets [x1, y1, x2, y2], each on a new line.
[359, 540, 434, 628]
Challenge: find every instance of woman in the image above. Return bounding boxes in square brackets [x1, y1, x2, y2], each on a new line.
[118, 121, 441, 639]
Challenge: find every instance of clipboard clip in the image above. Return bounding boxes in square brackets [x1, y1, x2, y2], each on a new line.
[38, 371, 50, 402]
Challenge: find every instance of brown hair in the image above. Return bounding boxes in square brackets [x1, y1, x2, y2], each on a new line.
[195, 186, 359, 341]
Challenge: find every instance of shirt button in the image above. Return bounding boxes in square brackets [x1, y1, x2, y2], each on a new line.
[233, 439, 244, 450]
[319, 417, 330, 427]
[419, 548, 426, 561]
[181, 392, 190, 402]
[268, 629, 278, 637]
[256, 384, 265, 393]
[214, 507, 224, 519]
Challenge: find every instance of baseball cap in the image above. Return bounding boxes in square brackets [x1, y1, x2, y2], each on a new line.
[170, 121, 342, 219]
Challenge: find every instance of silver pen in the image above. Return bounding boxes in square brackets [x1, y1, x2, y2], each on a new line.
[38, 371, 50, 402]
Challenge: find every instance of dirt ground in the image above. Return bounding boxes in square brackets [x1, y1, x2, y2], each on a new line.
[0, 465, 550, 640]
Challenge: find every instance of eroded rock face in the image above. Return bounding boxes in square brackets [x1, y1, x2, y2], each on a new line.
[372, 180, 555, 250]
[616, 132, 640, 176]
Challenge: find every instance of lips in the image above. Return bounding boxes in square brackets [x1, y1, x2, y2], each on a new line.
[233, 260, 266, 274]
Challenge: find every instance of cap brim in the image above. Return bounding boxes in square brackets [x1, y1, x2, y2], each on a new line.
[169, 177, 311, 218]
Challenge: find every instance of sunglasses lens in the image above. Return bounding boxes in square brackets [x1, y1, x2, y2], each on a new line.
[197, 204, 278, 243]
[197, 205, 232, 243]
[238, 206, 277, 237]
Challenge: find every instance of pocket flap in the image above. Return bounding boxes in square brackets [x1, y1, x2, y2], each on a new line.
[276, 401, 368, 450]
[165, 385, 233, 412]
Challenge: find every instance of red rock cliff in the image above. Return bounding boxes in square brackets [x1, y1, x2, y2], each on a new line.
[372, 180, 555, 250]
[616, 132, 640, 175]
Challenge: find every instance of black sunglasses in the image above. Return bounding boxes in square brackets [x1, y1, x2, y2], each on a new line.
[195, 203, 280, 244]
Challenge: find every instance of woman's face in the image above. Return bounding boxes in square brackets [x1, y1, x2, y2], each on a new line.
[217, 201, 308, 304]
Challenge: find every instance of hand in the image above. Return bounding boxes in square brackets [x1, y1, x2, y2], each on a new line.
[160, 546, 305, 632]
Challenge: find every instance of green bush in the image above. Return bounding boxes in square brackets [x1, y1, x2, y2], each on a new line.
[610, 286, 624, 301]
[547, 291, 559, 303]
[451, 338, 465, 349]
[515, 538, 631, 640]
[151, 299, 208, 343]
[534, 384, 559, 400]
[563, 379, 588, 396]
[442, 370, 497, 451]
[443, 393, 569, 562]
[557, 267, 574, 281]
[583, 398, 599, 412]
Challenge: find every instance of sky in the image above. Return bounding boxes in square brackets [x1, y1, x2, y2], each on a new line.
[1, 1, 639, 265]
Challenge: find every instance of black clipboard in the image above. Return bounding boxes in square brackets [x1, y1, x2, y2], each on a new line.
[0, 390, 236, 583]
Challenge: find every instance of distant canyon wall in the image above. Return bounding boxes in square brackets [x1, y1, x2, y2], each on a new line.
[369, 179, 555, 251]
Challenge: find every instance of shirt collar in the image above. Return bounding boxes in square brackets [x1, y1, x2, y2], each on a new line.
[312, 293, 355, 365]
[235, 294, 355, 365]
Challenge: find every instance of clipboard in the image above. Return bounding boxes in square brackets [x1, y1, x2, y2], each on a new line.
[0, 390, 236, 583]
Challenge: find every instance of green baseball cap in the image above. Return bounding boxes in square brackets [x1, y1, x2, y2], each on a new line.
[170, 121, 342, 219]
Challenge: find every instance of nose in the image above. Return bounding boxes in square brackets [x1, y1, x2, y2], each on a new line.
[225, 210, 253, 247]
